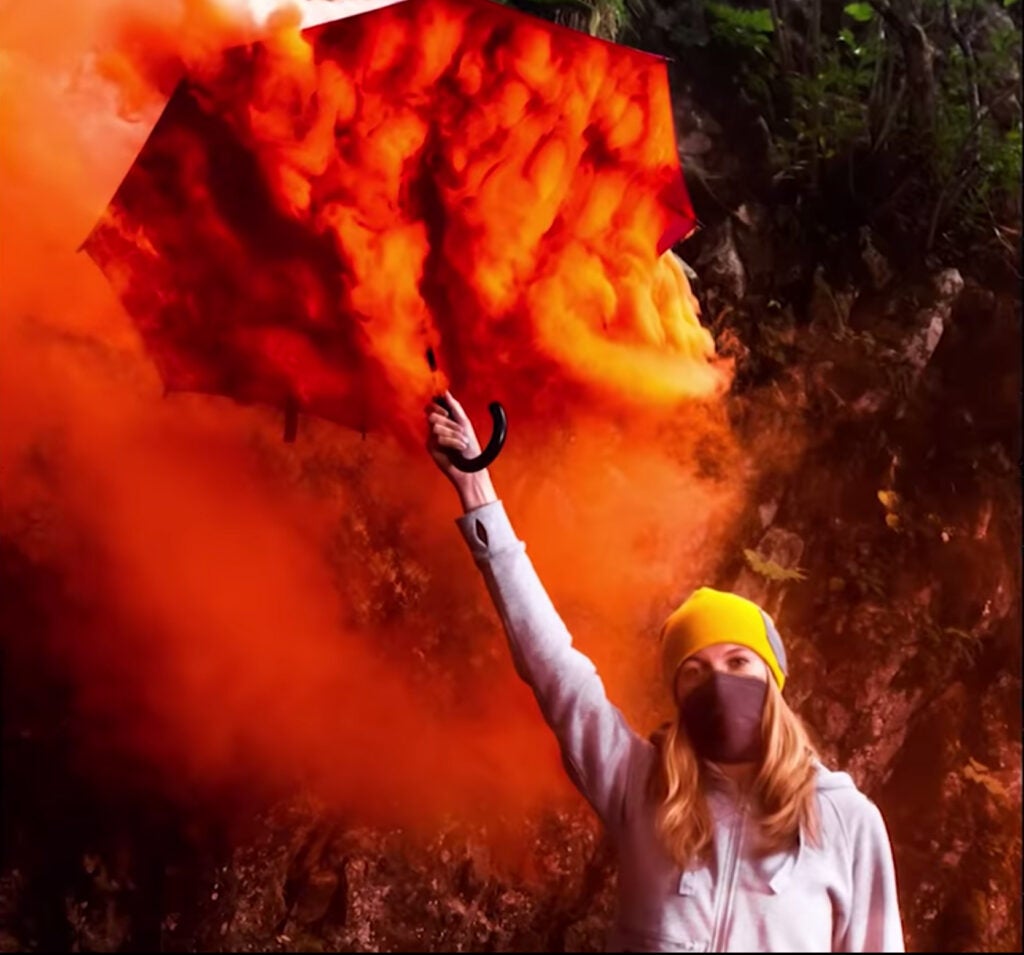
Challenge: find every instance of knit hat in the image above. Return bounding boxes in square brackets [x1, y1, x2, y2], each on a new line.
[660, 587, 788, 691]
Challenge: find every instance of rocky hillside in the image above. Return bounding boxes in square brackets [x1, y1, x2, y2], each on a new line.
[1, 1, 1020, 952]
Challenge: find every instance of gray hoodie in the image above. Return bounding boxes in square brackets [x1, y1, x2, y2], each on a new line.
[457, 500, 905, 953]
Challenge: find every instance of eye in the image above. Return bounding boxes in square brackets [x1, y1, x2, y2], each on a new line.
[676, 661, 707, 696]
[727, 654, 754, 671]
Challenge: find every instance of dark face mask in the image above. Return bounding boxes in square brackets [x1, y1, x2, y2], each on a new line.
[678, 671, 768, 764]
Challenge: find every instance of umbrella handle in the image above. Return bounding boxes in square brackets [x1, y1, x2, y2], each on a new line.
[435, 396, 507, 473]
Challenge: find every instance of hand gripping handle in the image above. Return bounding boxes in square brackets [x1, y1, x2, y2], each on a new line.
[435, 395, 507, 473]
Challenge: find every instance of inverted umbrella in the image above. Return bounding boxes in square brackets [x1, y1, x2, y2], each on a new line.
[83, 0, 697, 466]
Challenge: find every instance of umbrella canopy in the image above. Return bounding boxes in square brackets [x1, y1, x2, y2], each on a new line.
[83, 0, 699, 454]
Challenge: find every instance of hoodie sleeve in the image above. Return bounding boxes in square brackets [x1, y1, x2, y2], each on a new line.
[834, 798, 905, 952]
[455, 500, 642, 828]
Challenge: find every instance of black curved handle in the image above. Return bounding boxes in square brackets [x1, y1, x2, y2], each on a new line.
[435, 396, 507, 473]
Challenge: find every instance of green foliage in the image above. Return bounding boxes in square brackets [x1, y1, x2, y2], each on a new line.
[689, 0, 1021, 257]
[517, 0, 1021, 255]
[699, 4, 779, 126]
[786, 45, 877, 161]
[931, 14, 1024, 242]
[935, 102, 1022, 204]
[704, 2, 775, 53]
[843, 2, 875, 22]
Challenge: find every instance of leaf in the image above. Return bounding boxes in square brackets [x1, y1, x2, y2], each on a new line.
[885, 513, 902, 531]
[877, 489, 900, 511]
[838, 26, 858, 49]
[743, 548, 808, 582]
[705, 3, 775, 36]
[963, 757, 1009, 800]
[844, 2, 875, 21]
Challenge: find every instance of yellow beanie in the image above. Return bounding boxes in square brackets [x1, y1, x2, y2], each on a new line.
[660, 587, 788, 691]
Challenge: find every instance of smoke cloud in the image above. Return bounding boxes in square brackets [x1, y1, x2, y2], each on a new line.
[0, 0, 745, 836]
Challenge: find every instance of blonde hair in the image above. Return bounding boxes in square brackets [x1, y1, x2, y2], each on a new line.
[648, 678, 820, 868]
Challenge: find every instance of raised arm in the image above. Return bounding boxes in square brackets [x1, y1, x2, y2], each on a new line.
[426, 392, 645, 828]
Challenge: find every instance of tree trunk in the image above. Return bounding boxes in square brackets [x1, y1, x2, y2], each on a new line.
[767, 0, 794, 75]
[869, 0, 937, 143]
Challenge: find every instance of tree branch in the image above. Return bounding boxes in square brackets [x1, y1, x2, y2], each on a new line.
[767, 0, 794, 74]
[867, 0, 936, 140]
[867, 0, 910, 40]
[944, 0, 981, 135]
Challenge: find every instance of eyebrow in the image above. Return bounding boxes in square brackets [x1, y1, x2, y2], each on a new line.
[683, 648, 756, 670]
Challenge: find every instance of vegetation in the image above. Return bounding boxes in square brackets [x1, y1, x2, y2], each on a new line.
[709, 0, 1020, 262]
[515, 0, 1022, 272]
[510, 0, 634, 40]
[743, 546, 809, 581]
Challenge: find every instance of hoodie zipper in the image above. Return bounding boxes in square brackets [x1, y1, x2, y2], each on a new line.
[709, 798, 748, 952]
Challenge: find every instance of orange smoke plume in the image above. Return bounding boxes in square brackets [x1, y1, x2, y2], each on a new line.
[1, 0, 741, 835]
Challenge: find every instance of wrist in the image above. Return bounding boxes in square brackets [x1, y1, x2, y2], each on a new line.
[456, 472, 497, 512]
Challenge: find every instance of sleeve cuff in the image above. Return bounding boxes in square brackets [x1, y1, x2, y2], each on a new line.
[455, 499, 522, 560]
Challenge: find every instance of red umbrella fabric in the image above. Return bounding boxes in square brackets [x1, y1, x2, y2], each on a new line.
[82, 0, 698, 454]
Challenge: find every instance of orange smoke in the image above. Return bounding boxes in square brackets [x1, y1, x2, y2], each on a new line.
[1, 0, 742, 835]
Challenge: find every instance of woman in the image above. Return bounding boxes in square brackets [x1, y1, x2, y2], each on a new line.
[425, 392, 905, 953]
